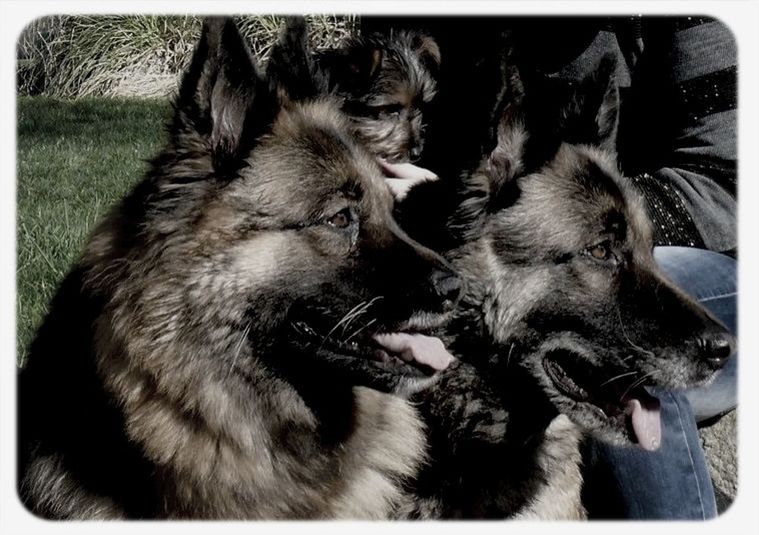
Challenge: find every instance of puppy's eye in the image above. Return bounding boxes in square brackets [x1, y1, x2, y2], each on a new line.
[588, 242, 611, 261]
[377, 104, 403, 118]
[326, 208, 353, 229]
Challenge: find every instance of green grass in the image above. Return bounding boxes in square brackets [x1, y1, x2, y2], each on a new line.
[16, 96, 171, 363]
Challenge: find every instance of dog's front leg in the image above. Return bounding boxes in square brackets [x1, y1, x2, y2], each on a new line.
[410, 360, 548, 518]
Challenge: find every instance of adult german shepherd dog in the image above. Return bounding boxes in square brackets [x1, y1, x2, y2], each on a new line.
[18, 18, 462, 519]
[399, 46, 736, 518]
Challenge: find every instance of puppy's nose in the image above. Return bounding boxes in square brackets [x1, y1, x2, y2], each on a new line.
[430, 268, 462, 310]
[409, 145, 422, 162]
[698, 330, 735, 370]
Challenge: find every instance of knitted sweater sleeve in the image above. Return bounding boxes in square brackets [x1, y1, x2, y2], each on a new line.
[625, 17, 736, 252]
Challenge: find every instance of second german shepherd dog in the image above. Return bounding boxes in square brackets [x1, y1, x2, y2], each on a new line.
[401, 51, 735, 518]
[18, 18, 461, 519]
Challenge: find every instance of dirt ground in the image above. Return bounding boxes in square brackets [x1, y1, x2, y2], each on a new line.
[700, 410, 738, 514]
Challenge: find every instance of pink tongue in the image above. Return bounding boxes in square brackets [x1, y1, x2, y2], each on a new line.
[372, 333, 455, 371]
[625, 397, 662, 451]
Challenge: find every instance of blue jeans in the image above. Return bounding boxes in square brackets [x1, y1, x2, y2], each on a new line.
[583, 247, 737, 520]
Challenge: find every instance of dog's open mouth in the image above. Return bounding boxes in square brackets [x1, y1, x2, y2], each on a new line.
[291, 312, 455, 378]
[543, 350, 661, 451]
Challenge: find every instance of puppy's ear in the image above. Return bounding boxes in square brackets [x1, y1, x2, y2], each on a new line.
[173, 17, 271, 173]
[267, 16, 326, 106]
[347, 46, 384, 79]
[412, 33, 441, 71]
[315, 43, 383, 94]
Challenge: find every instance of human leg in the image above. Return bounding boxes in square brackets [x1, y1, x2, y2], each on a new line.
[582, 391, 718, 519]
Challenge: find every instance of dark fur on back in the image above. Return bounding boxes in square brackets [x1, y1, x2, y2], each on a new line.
[18, 18, 461, 519]
[316, 29, 440, 162]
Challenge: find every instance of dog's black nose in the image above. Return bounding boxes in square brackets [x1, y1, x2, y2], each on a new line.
[409, 146, 422, 162]
[699, 330, 735, 370]
[430, 268, 462, 309]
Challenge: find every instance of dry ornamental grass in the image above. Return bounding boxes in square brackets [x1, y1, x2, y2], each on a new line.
[17, 15, 357, 98]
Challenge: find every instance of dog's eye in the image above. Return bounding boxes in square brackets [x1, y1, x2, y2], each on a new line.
[588, 243, 611, 261]
[326, 208, 353, 229]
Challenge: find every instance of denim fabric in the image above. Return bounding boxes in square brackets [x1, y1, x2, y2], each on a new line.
[583, 246, 737, 519]
[583, 390, 718, 519]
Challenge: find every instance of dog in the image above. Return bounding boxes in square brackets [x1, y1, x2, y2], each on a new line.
[399, 54, 735, 518]
[17, 17, 463, 519]
[315, 29, 440, 163]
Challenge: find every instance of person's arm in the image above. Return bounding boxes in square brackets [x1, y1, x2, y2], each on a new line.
[622, 17, 736, 253]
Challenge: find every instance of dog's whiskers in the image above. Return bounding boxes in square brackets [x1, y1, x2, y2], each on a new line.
[616, 306, 656, 359]
[506, 343, 515, 368]
[619, 371, 659, 401]
[226, 322, 252, 379]
[320, 296, 383, 347]
[341, 296, 383, 334]
[343, 318, 378, 345]
[599, 370, 639, 388]
[324, 301, 371, 340]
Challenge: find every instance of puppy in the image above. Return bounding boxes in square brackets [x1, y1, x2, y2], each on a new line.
[316, 30, 440, 163]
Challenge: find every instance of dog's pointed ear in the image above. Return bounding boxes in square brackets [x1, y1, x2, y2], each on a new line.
[451, 56, 526, 236]
[267, 16, 326, 106]
[485, 56, 528, 200]
[553, 54, 620, 152]
[593, 56, 620, 152]
[173, 17, 271, 173]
